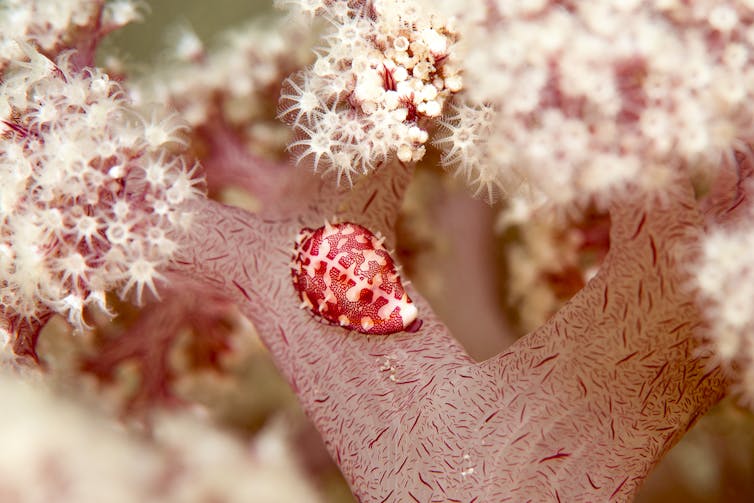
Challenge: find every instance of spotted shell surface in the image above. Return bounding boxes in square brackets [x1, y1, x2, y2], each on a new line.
[291, 222, 421, 335]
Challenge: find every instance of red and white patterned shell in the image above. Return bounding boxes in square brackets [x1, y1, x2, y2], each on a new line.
[291, 222, 421, 335]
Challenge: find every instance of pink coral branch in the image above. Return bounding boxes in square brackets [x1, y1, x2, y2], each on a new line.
[328, 158, 415, 244]
[197, 115, 294, 208]
[82, 286, 235, 412]
[170, 178, 726, 501]
[82, 298, 183, 411]
[472, 183, 727, 499]
[4, 311, 52, 364]
[418, 187, 517, 359]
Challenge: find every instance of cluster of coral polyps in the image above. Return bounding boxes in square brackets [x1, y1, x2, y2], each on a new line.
[431, 1, 754, 208]
[0, 0, 143, 71]
[278, 0, 463, 184]
[0, 44, 203, 333]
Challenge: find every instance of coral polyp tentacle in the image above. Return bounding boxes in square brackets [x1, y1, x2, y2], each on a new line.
[290, 222, 420, 334]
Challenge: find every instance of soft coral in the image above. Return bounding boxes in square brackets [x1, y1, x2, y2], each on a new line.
[169, 156, 726, 500]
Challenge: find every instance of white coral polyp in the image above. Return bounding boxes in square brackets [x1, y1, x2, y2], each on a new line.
[0, 47, 203, 330]
[693, 219, 754, 408]
[439, 1, 754, 208]
[278, 0, 463, 184]
[0, 0, 143, 74]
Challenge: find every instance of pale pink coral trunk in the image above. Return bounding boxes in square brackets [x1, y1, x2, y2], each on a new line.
[172, 173, 725, 501]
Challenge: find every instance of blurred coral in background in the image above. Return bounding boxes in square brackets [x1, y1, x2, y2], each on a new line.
[2, 0, 754, 502]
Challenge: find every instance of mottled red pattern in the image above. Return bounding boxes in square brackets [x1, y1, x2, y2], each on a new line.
[291, 222, 419, 334]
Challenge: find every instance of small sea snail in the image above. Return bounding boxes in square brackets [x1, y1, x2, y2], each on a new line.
[291, 221, 422, 334]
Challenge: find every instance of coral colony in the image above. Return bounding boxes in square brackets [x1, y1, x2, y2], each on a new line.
[2, 0, 754, 501]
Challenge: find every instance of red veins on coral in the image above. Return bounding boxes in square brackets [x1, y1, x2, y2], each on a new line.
[291, 222, 421, 335]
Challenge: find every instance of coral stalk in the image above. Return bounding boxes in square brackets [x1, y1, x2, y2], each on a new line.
[172, 177, 726, 501]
